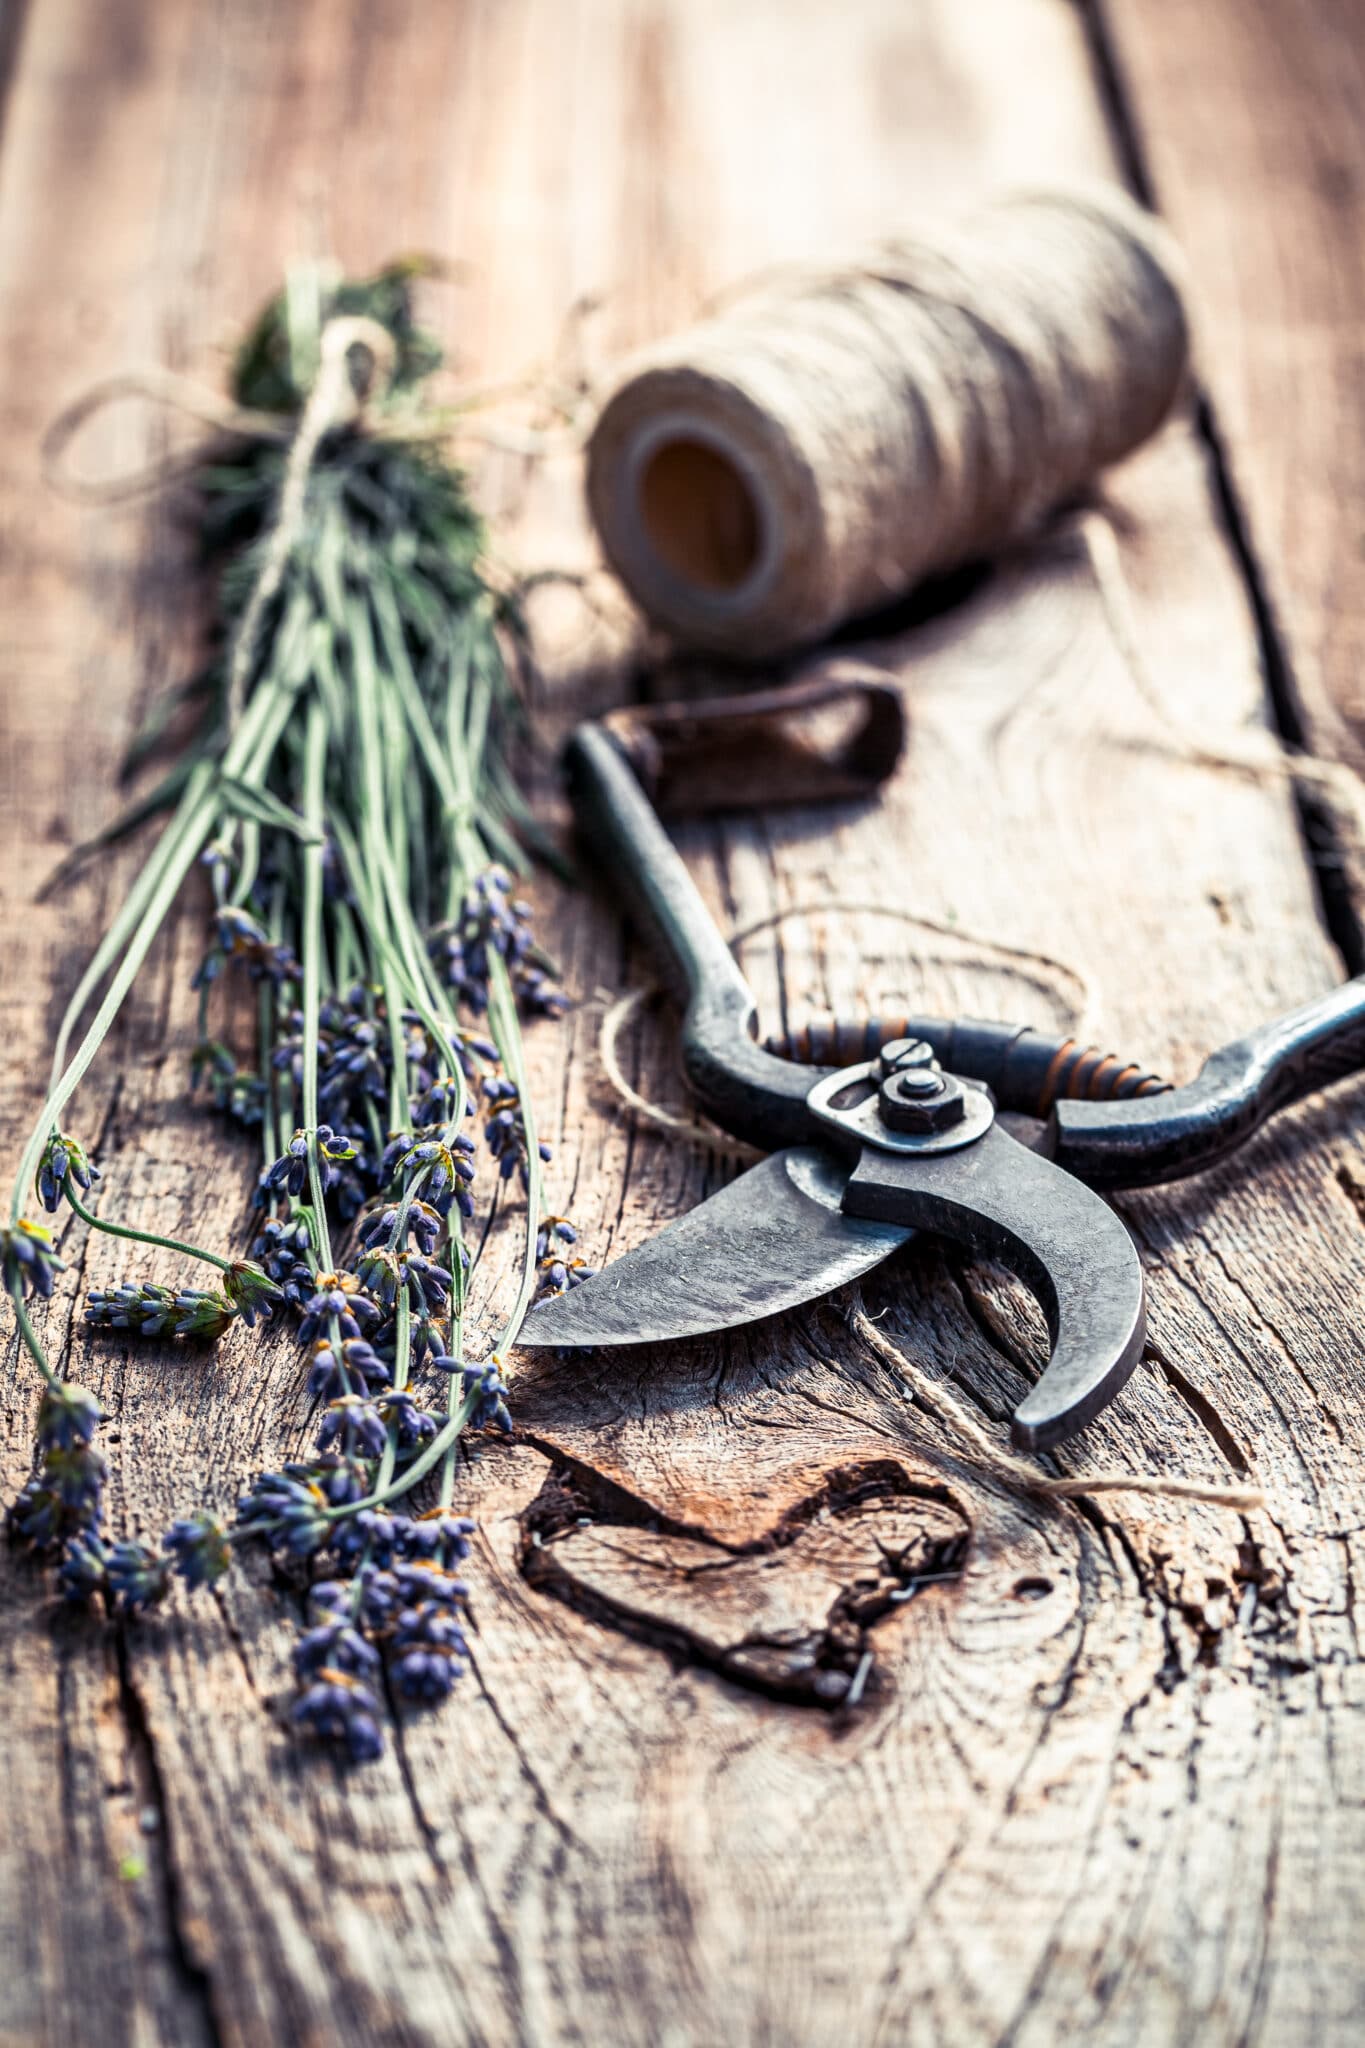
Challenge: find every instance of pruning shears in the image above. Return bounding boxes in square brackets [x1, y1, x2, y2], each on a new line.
[520, 688, 1365, 1450]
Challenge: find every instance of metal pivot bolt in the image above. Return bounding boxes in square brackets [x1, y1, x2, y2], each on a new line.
[876, 1037, 936, 1079]
[878, 1062, 967, 1134]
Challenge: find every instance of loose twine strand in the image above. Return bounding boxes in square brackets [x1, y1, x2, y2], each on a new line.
[224, 316, 397, 732]
[40, 314, 401, 740]
[849, 1299, 1262, 1511]
[38, 300, 595, 512]
[1078, 506, 1365, 844]
[39, 367, 290, 504]
[597, 899, 1096, 1161]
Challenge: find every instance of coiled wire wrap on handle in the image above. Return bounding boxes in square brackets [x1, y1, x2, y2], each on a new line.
[765, 1015, 1169, 1120]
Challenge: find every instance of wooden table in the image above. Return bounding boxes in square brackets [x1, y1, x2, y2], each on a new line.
[3, 3, 1364, 2042]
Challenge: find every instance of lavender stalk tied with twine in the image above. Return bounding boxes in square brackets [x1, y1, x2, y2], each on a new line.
[5, 263, 587, 1767]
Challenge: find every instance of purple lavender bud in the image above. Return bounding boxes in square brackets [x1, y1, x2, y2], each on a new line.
[57, 1531, 109, 1602]
[377, 1391, 438, 1451]
[291, 1672, 385, 1763]
[2, 1220, 64, 1300]
[36, 1383, 103, 1452]
[36, 1128, 99, 1214]
[163, 1512, 230, 1590]
[104, 1539, 173, 1615]
[316, 1396, 389, 1460]
[390, 1645, 460, 1702]
[294, 1621, 380, 1680]
[398, 1511, 475, 1566]
[236, 1470, 331, 1557]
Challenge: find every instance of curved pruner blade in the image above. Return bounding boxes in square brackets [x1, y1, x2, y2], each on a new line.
[842, 1124, 1147, 1451]
[517, 1147, 910, 1351]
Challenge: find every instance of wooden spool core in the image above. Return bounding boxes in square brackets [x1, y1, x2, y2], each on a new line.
[637, 436, 762, 594]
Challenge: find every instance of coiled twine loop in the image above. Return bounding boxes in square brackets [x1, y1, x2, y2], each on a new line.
[587, 185, 1188, 658]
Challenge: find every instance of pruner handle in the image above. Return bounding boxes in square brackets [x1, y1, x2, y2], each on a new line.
[564, 723, 825, 1150]
[1053, 976, 1365, 1189]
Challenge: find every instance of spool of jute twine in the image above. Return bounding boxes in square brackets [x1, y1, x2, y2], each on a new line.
[587, 185, 1189, 658]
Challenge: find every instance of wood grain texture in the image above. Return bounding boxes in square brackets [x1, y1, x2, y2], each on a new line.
[1093, 0, 1365, 936]
[1, 2, 1364, 2044]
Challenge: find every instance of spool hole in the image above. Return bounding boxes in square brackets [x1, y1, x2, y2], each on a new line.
[637, 437, 761, 595]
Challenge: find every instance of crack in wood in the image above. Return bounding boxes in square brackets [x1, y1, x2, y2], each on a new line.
[1144, 1335, 1252, 1475]
[112, 1632, 223, 2048]
[1085, 0, 1365, 974]
[517, 1453, 969, 1708]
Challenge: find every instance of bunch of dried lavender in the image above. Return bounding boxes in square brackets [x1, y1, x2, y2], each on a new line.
[4, 265, 590, 1764]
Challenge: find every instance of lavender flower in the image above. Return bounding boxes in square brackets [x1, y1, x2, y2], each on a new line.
[341, 1563, 401, 1626]
[249, 1216, 314, 1302]
[308, 1454, 371, 1508]
[36, 1382, 103, 1451]
[316, 1395, 389, 1460]
[163, 1512, 230, 1589]
[85, 1282, 238, 1341]
[306, 1337, 390, 1401]
[482, 1077, 551, 1190]
[320, 1014, 388, 1104]
[411, 1045, 494, 1120]
[387, 1561, 471, 1701]
[10, 1438, 106, 1552]
[535, 1215, 577, 1258]
[294, 1616, 381, 1681]
[223, 1258, 283, 1327]
[331, 1509, 407, 1568]
[57, 1532, 109, 1602]
[10, 1369, 109, 1559]
[236, 1469, 331, 1556]
[357, 1246, 450, 1318]
[357, 1199, 444, 1257]
[265, 1126, 357, 1201]
[291, 1671, 385, 1763]
[296, 1272, 380, 1345]
[431, 1355, 512, 1433]
[35, 1130, 100, 1215]
[1, 1220, 64, 1300]
[191, 1041, 269, 1127]
[399, 1309, 456, 1370]
[104, 1539, 173, 1615]
[533, 1211, 595, 1296]
[376, 1390, 438, 1452]
[399, 1510, 475, 1566]
[429, 868, 566, 1019]
[390, 1133, 476, 1213]
[193, 906, 300, 988]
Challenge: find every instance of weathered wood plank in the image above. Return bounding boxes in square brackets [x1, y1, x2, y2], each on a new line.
[1093, 0, 1365, 932]
[1, 2, 1363, 2045]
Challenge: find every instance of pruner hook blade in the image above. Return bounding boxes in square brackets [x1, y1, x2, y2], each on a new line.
[842, 1122, 1146, 1451]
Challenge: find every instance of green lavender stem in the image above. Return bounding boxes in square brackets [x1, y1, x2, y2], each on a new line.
[299, 697, 333, 1272]
[11, 1289, 58, 1390]
[13, 781, 220, 1227]
[22, 668, 300, 1221]
[61, 1179, 231, 1273]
